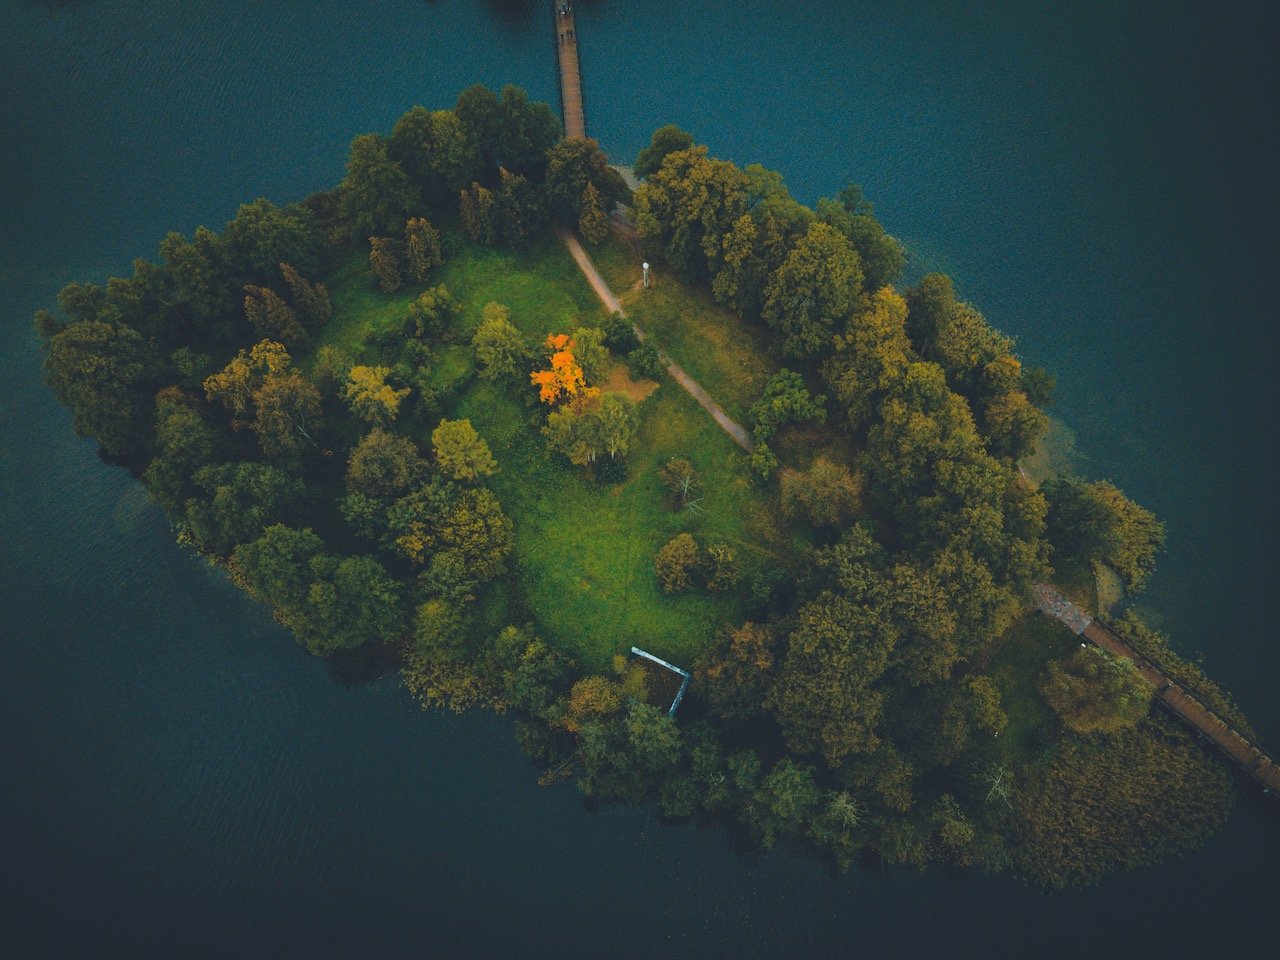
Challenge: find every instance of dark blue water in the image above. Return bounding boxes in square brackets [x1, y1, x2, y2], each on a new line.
[2, 1, 1276, 955]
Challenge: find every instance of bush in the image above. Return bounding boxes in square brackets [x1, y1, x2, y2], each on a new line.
[779, 458, 863, 526]
[601, 311, 639, 353]
[627, 343, 663, 380]
[1039, 646, 1152, 735]
[705, 543, 740, 591]
[655, 532, 702, 593]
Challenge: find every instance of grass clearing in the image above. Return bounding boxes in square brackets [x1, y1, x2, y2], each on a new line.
[314, 231, 807, 673]
[983, 612, 1079, 767]
[624, 275, 780, 423]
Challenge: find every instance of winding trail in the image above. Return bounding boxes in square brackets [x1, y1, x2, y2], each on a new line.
[559, 230, 753, 452]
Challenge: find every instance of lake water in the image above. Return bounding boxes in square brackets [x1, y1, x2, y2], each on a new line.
[1, 0, 1276, 955]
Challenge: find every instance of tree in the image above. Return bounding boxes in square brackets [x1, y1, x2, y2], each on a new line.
[543, 403, 603, 466]
[565, 675, 624, 733]
[432, 419, 497, 481]
[815, 184, 905, 291]
[152, 392, 217, 473]
[222, 198, 321, 285]
[279, 262, 332, 329]
[312, 346, 351, 401]
[744, 759, 820, 848]
[696, 622, 775, 721]
[306, 553, 405, 654]
[339, 133, 419, 239]
[185, 461, 304, 555]
[1040, 646, 1153, 735]
[368, 236, 402, 294]
[705, 543, 739, 591]
[821, 285, 912, 431]
[459, 181, 497, 244]
[981, 390, 1048, 461]
[545, 137, 628, 223]
[413, 597, 468, 662]
[453, 85, 504, 173]
[569, 326, 610, 385]
[632, 145, 749, 281]
[347, 428, 429, 500]
[596, 393, 639, 460]
[634, 124, 694, 179]
[655, 533, 702, 593]
[530, 334, 588, 404]
[203, 340, 290, 417]
[243, 284, 306, 346]
[144, 392, 219, 516]
[748, 369, 826, 446]
[659, 457, 699, 510]
[436, 488, 513, 582]
[1044, 477, 1165, 593]
[493, 84, 561, 180]
[780, 458, 863, 527]
[159, 225, 238, 335]
[767, 595, 895, 766]
[404, 217, 443, 282]
[472, 302, 526, 381]
[710, 212, 775, 318]
[233, 524, 325, 625]
[762, 221, 863, 359]
[251, 372, 322, 461]
[42, 320, 157, 457]
[407, 285, 457, 340]
[344, 365, 410, 425]
[492, 166, 542, 248]
[578, 181, 609, 245]
[809, 791, 865, 872]
[904, 272, 956, 353]
[388, 104, 480, 204]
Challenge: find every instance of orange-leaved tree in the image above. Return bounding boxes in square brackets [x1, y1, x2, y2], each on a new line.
[530, 333, 590, 404]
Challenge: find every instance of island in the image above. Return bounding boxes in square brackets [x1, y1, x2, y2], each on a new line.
[35, 84, 1263, 889]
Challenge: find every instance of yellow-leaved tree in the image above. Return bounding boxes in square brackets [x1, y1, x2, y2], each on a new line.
[343, 365, 410, 425]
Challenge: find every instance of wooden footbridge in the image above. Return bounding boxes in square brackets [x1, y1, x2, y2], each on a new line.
[1035, 585, 1280, 799]
[553, 2, 586, 139]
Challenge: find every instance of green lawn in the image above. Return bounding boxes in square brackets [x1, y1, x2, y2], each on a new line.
[434, 232, 609, 341]
[625, 275, 780, 424]
[313, 255, 423, 356]
[983, 612, 1080, 768]
[312, 231, 806, 672]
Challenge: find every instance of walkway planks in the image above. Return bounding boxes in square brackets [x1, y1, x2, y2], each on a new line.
[553, 2, 586, 139]
[1035, 585, 1280, 799]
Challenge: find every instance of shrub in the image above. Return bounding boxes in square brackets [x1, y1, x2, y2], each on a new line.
[705, 543, 740, 591]
[627, 343, 662, 380]
[779, 458, 864, 526]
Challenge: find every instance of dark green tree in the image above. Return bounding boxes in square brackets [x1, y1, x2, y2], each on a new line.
[43, 320, 158, 457]
[185, 461, 305, 556]
[339, 133, 420, 239]
[633, 124, 694, 179]
[762, 221, 863, 359]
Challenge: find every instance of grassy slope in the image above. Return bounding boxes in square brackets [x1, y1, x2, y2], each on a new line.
[314, 232, 804, 672]
[624, 272, 779, 424]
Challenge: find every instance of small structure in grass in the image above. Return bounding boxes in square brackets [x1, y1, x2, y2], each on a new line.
[630, 646, 691, 717]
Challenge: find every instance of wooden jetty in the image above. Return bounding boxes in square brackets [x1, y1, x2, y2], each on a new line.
[553, 1, 586, 139]
[1035, 584, 1280, 799]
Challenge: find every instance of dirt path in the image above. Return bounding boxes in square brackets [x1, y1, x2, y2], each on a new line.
[559, 231, 753, 453]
